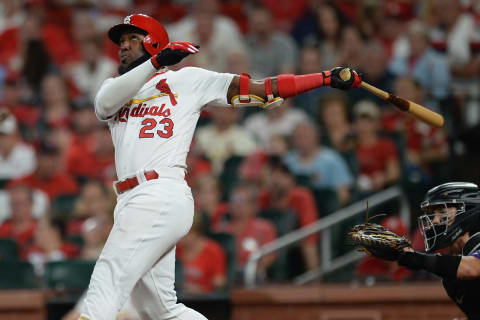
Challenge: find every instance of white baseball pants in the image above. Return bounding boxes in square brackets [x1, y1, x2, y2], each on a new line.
[80, 172, 207, 320]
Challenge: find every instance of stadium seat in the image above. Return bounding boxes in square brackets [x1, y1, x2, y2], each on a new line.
[294, 174, 314, 189]
[44, 260, 95, 291]
[208, 232, 236, 289]
[313, 188, 340, 217]
[51, 194, 78, 217]
[0, 238, 19, 261]
[175, 259, 184, 292]
[66, 235, 85, 249]
[219, 156, 244, 201]
[259, 209, 297, 236]
[0, 261, 37, 289]
[0, 179, 9, 189]
[340, 150, 359, 179]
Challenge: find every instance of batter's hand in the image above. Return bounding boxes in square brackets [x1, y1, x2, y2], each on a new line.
[151, 41, 199, 68]
[329, 67, 362, 90]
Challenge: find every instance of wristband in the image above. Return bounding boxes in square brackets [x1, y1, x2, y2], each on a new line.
[150, 56, 161, 69]
[398, 251, 461, 279]
[265, 77, 274, 101]
[239, 73, 251, 103]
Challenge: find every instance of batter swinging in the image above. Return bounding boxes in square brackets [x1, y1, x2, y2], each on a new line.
[80, 13, 361, 320]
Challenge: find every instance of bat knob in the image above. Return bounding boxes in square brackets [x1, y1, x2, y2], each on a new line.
[339, 68, 351, 81]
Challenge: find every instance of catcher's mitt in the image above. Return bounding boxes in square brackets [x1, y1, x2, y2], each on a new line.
[349, 223, 411, 261]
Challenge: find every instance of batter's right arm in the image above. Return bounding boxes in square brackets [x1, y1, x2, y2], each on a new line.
[94, 61, 157, 120]
[226, 68, 362, 110]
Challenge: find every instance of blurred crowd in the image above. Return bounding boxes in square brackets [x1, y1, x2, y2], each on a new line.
[0, 0, 480, 296]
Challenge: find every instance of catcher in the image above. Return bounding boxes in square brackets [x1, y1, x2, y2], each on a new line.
[350, 182, 480, 319]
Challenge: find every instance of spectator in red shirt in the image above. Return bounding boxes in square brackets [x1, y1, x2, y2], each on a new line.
[354, 100, 400, 194]
[0, 185, 37, 253]
[24, 217, 79, 276]
[216, 184, 277, 276]
[8, 143, 79, 201]
[66, 108, 115, 183]
[259, 156, 319, 271]
[185, 140, 212, 188]
[0, 8, 74, 71]
[0, 74, 41, 138]
[177, 214, 226, 293]
[262, 0, 308, 32]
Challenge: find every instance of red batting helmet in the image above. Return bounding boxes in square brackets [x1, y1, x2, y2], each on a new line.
[108, 14, 169, 56]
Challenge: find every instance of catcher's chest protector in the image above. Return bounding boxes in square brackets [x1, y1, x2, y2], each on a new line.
[442, 232, 480, 318]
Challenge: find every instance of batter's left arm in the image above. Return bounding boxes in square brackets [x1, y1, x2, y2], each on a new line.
[226, 67, 362, 110]
[95, 41, 199, 120]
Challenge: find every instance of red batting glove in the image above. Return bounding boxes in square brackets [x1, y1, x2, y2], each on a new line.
[151, 41, 200, 69]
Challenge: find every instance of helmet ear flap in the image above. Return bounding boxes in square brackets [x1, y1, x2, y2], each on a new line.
[143, 35, 162, 56]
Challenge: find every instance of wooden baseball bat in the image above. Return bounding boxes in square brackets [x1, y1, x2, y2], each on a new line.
[339, 69, 444, 128]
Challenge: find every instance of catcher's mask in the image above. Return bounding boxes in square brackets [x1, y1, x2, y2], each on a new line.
[418, 182, 480, 253]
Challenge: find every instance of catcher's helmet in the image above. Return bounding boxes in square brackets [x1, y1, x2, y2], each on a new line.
[419, 182, 480, 252]
[108, 14, 169, 56]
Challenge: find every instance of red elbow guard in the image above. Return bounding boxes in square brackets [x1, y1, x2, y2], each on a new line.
[277, 72, 331, 99]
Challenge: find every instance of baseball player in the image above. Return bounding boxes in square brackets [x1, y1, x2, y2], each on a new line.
[357, 182, 480, 319]
[399, 182, 480, 319]
[80, 13, 362, 320]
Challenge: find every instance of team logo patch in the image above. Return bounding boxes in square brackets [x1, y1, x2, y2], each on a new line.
[124, 14, 132, 24]
[156, 79, 177, 106]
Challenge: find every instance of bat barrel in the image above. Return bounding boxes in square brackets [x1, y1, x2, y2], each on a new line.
[407, 101, 444, 128]
[360, 82, 444, 128]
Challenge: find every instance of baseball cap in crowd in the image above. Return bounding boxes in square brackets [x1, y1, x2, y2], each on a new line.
[353, 100, 380, 120]
[0, 111, 17, 135]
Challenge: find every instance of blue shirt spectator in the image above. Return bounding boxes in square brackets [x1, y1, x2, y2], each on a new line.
[284, 147, 353, 190]
[389, 22, 451, 101]
[284, 121, 353, 205]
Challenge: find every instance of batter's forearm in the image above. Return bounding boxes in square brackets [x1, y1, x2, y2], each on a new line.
[95, 60, 157, 119]
[226, 68, 361, 107]
[227, 73, 330, 103]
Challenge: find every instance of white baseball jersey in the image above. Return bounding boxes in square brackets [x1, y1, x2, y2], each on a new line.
[96, 67, 234, 181]
[83, 63, 234, 320]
